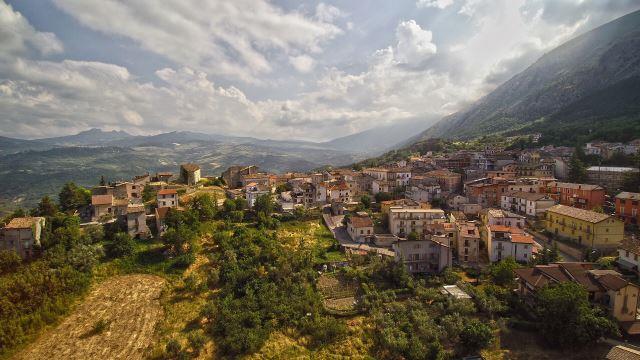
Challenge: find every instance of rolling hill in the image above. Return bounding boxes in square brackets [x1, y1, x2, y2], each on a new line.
[417, 9, 640, 142]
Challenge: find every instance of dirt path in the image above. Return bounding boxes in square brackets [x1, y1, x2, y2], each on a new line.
[15, 274, 167, 360]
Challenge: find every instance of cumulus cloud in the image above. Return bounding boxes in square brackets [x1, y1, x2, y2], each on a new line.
[416, 0, 455, 10]
[52, 0, 342, 82]
[395, 20, 437, 67]
[289, 55, 315, 73]
[0, 2, 63, 59]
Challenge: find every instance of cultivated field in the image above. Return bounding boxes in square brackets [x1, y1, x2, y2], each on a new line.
[15, 274, 166, 360]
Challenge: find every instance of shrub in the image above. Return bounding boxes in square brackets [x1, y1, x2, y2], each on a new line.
[187, 330, 207, 355]
[106, 232, 135, 258]
[460, 319, 493, 353]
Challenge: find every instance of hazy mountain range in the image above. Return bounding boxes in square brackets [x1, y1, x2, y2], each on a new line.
[0, 121, 431, 211]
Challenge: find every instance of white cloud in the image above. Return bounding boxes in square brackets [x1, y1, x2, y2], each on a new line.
[289, 55, 315, 73]
[52, 0, 343, 82]
[416, 0, 455, 10]
[395, 20, 437, 66]
[0, 2, 63, 58]
[315, 3, 343, 22]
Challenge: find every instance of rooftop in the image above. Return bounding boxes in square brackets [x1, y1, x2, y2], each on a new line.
[92, 194, 113, 206]
[4, 217, 44, 229]
[349, 214, 373, 228]
[547, 204, 611, 223]
[158, 189, 177, 195]
[617, 192, 640, 201]
[181, 163, 200, 172]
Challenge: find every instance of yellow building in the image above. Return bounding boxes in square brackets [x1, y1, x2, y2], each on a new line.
[545, 204, 624, 249]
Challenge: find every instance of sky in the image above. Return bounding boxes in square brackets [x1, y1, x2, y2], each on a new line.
[1, 0, 639, 141]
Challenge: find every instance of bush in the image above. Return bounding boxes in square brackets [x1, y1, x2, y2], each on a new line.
[460, 319, 493, 353]
[0, 250, 21, 275]
[187, 330, 207, 355]
[301, 316, 347, 348]
[106, 232, 136, 258]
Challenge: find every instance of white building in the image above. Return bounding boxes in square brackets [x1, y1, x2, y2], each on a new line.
[157, 189, 178, 208]
[500, 191, 556, 217]
[406, 184, 441, 203]
[245, 183, 271, 208]
[346, 212, 374, 243]
[389, 208, 447, 239]
[0, 217, 45, 258]
[393, 238, 452, 274]
[485, 225, 534, 263]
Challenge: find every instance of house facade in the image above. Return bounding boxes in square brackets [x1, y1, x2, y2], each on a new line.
[545, 204, 624, 249]
[544, 182, 605, 210]
[0, 217, 45, 258]
[157, 189, 178, 208]
[392, 238, 452, 274]
[180, 163, 201, 186]
[485, 225, 533, 263]
[500, 191, 556, 217]
[616, 192, 640, 225]
[346, 212, 374, 243]
[456, 222, 480, 265]
[389, 208, 447, 239]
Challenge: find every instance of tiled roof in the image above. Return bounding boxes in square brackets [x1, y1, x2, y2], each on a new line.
[553, 182, 603, 191]
[158, 189, 177, 195]
[181, 163, 200, 172]
[127, 204, 146, 213]
[597, 273, 629, 291]
[606, 345, 640, 360]
[156, 206, 170, 219]
[617, 192, 640, 201]
[4, 217, 44, 229]
[547, 204, 611, 223]
[505, 191, 552, 201]
[510, 233, 534, 244]
[349, 215, 373, 228]
[92, 194, 113, 206]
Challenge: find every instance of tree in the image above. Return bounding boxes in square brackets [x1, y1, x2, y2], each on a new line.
[58, 182, 91, 212]
[106, 232, 135, 258]
[254, 194, 274, 216]
[190, 193, 217, 221]
[375, 192, 393, 203]
[34, 196, 58, 217]
[568, 148, 587, 183]
[460, 319, 493, 353]
[99, 175, 106, 186]
[488, 258, 518, 287]
[141, 185, 157, 202]
[536, 282, 618, 348]
[0, 250, 21, 275]
[361, 195, 371, 209]
[407, 231, 420, 241]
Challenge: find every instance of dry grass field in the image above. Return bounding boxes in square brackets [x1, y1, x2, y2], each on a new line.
[15, 274, 166, 360]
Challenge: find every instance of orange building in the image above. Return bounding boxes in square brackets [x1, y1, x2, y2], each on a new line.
[616, 192, 640, 225]
[544, 182, 605, 210]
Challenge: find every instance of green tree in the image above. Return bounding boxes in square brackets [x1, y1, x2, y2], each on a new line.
[568, 148, 587, 183]
[58, 182, 91, 212]
[460, 319, 493, 353]
[190, 193, 217, 221]
[375, 192, 393, 203]
[536, 282, 618, 348]
[34, 196, 58, 217]
[0, 250, 21, 275]
[361, 195, 372, 209]
[407, 231, 420, 241]
[141, 185, 157, 202]
[488, 258, 518, 287]
[106, 232, 135, 258]
[254, 194, 275, 216]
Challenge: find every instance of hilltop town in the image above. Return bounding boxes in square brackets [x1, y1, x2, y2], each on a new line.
[1, 137, 640, 359]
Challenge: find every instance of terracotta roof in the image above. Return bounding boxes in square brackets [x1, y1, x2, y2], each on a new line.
[181, 163, 200, 172]
[547, 204, 611, 223]
[349, 215, 373, 228]
[554, 182, 604, 191]
[158, 189, 177, 195]
[4, 217, 44, 229]
[505, 191, 552, 201]
[156, 206, 170, 219]
[156, 172, 173, 176]
[488, 225, 518, 233]
[510, 233, 534, 244]
[617, 192, 640, 201]
[597, 273, 629, 291]
[92, 194, 113, 206]
[127, 204, 146, 213]
[606, 345, 640, 359]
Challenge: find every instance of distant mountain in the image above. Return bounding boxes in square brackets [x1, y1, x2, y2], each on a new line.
[418, 9, 640, 141]
[323, 118, 437, 154]
[40, 128, 134, 146]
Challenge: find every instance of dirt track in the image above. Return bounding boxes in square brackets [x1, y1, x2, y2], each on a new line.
[15, 274, 167, 360]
